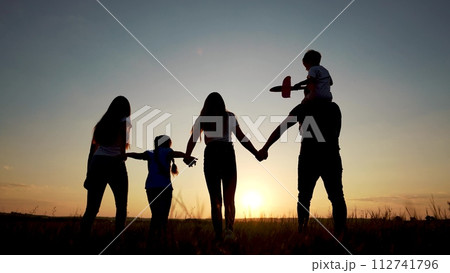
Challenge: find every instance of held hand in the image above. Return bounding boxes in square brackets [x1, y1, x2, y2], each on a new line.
[256, 149, 268, 162]
[184, 155, 198, 167]
[261, 149, 268, 160]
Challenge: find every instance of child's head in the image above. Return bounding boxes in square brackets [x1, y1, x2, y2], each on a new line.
[154, 135, 172, 149]
[302, 50, 321, 70]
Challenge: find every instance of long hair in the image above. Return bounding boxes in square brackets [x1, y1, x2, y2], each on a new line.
[154, 135, 178, 177]
[93, 96, 131, 148]
[197, 92, 228, 133]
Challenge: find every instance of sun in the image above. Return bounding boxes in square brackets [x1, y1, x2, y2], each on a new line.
[242, 191, 262, 210]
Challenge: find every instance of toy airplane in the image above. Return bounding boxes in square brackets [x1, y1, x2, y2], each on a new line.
[270, 76, 306, 98]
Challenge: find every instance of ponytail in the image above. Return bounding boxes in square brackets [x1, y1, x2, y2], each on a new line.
[171, 159, 179, 176]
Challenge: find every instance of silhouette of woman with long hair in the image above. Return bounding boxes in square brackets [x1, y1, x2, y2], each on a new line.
[81, 96, 131, 237]
[184, 92, 260, 240]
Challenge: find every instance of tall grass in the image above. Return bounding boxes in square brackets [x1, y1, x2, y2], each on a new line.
[1, 197, 448, 254]
[1, 207, 449, 255]
[426, 195, 448, 220]
[170, 192, 205, 219]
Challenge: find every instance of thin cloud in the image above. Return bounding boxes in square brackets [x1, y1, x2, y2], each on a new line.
[3, 165, 13, 171]
[350, 193, 450, 204]
[0, 183, 32, 189]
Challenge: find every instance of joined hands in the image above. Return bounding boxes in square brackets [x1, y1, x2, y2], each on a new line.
[183, 155, 198, 167]
[255, 148, 268, 162]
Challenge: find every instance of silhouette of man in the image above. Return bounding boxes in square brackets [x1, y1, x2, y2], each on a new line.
[258, 102, 347, 235]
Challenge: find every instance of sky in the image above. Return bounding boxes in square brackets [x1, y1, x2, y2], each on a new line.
[0, 0, 449, 219]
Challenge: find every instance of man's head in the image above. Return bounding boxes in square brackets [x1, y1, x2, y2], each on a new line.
[302, 50, 322, 70]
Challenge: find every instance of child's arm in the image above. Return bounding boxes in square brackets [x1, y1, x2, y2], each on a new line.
[126, 152, 148, 160]
[172, 151, 189, 158]
[293, 78, 310, 87]
[305, 76, 316, 94]
[293, 78, 316, 101]
[297, 76, 317, 103]
[172, 151, 197, 167]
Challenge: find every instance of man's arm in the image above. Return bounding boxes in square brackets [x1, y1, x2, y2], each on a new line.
[263, 117, 297, 151]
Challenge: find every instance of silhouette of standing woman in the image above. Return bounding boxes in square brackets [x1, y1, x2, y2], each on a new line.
[184, 92, 260, 240]
[81, 96, 131, 237]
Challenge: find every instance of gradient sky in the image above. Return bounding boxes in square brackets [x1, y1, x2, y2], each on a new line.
[0, 0, 449, 219]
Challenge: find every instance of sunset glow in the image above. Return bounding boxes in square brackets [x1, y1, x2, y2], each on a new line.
[242, 191, 263, 211]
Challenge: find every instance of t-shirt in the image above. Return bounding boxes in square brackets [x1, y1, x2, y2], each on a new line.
[306, 65, 333, 101]
[192, 112, 239, 145]
[143, 147, 173, 189]
[289, 102, 341, 153]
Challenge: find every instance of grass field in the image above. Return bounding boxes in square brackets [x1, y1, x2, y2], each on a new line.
[0, 212, 448, 255]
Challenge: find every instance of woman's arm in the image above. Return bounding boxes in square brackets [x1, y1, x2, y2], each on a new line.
[184, 117, 201, 165]
[120, 121, 127, 156]
[234, 125, 259, 158]
[87, 138, 97, 172]
[173, 151, 190, 158]
[184, 133, 199, 166]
